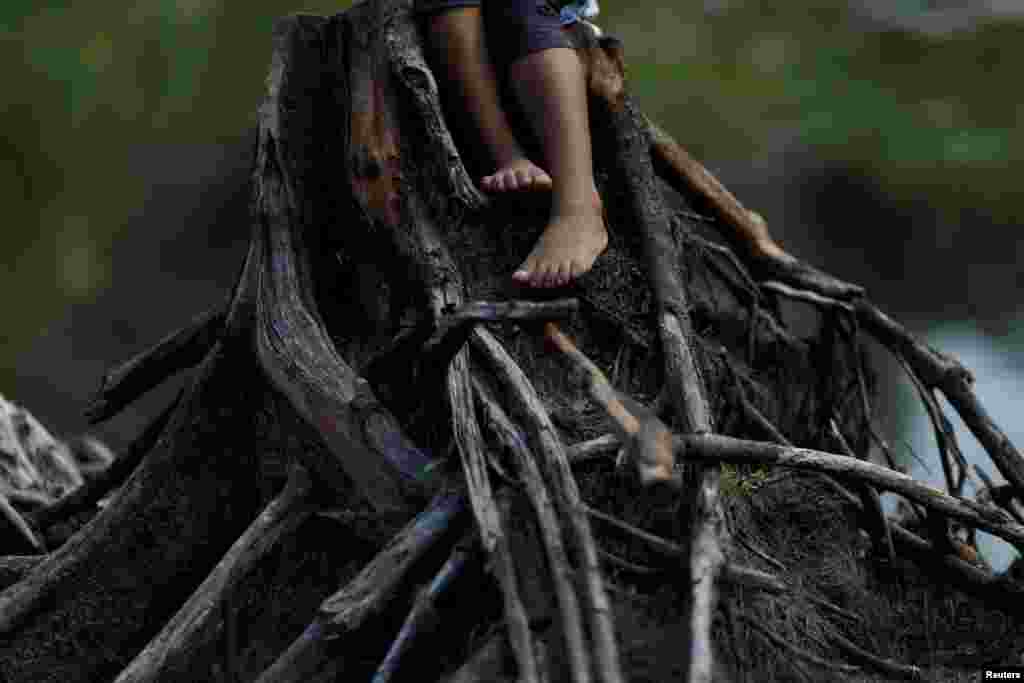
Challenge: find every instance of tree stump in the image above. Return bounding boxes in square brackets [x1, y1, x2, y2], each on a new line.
[2, 2, 1023, 682]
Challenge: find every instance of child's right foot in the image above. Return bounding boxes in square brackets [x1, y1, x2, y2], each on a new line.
[481, 158, 552, 193]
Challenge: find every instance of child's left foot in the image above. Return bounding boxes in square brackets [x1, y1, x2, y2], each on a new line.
[481, 157, 552, 193]
[512, 196, 607, 288]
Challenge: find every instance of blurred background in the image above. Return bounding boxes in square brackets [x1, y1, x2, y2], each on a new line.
[2, 0, 1021, 566]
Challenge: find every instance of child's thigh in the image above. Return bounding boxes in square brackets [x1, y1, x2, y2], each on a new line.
[483, 0, 572, 68]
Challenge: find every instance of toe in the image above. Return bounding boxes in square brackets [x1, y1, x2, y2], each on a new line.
[513, 255, 537, 284]
[541, 264, 559, 288]
[481, 175, 493, 191]
[533, 265, 549, 288]
[555, 262, 571, 287]
[506, 172, 519, 191]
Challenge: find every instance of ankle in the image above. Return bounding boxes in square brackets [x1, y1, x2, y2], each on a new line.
[553, 187, 602, 216]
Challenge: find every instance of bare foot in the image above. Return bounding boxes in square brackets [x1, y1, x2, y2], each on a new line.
[512, 197, 608, 288]
[481, 158, 552, 194]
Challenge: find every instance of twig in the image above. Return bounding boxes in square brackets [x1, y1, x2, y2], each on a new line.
[803, 593, 865, 626]
[598, 548, 662, 576]
[85, 308, 225, 424]
[0, 491, 44, 554]
[975, 466, 1024, 525]
[115, 465, 315, 683]
[719, 563, 787, 594]
[722, 354, 791, 446]
[587, 505, 788, 593]
[473, 377, 592, 683]
[759, 281, 854, 314]
[585, 503, 684, 561]
[893, 353, 967, 496]
[828, 630, 922, 681]
[732, 531, 787, 572]
[829, 420, 894, 563]
[740, 613, 861, 675]
[842, 313, 901, 472]
[683, 232, 760, 306]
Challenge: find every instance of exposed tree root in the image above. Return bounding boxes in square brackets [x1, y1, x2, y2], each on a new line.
[4, 2, 1022, 681]
[114, 464, 315, 683]
[32, 389, 181, 531]
[473, 378, 592, 683]
[371, 533, 474, 683]
[255, 488, 468, 683]
[84, 307, 225, 424]
[0, 556, 41, 591]
[471, 327, 624, 683]
[0, 492, 42, 554]
[448, 352, 540, 683]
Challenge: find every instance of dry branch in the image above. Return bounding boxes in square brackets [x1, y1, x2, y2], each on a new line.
[543, 322, 678, 489]
[680, 435, 1024, 550]
[85, 308, 225, 424]
[0, 493, 42, 554]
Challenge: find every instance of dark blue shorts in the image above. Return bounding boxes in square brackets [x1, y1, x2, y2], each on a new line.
[414, 0, 573, 68]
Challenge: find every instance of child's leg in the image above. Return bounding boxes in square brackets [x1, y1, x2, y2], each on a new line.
[490, 2, 607, 288]
[418, 2, 551, 192]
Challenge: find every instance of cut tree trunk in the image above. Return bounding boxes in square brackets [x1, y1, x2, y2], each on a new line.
[2, 2, 1022, 682]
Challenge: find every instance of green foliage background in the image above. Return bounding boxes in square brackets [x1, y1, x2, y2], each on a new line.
[2, 0, 1021, 431]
